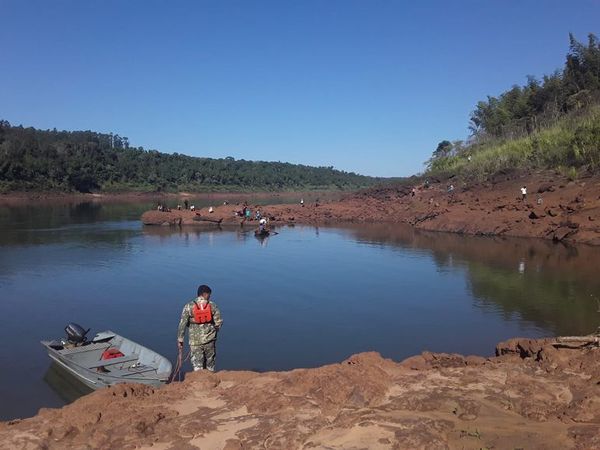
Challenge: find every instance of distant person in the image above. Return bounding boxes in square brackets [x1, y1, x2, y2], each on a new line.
[190, 205, 195, 211]
[447, 184, 454, 194]
[411, 188, 416, 197]
[467, 155, 472, 163]
[537, 195, 543, 205]
[208, 206, 214, 213]
[184, 199, 189, 210]
[255, 209, 262, 220]
[177, 204, 182, 210]
[424, 179, 430, 189]
[521, 186, 527, 201]
[258, 217, 267, 232]
[300, 198, 304, 207]
[177, 285, 223, 372]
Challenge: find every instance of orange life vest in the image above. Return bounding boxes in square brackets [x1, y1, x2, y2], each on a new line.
[192, 301, 213, 324]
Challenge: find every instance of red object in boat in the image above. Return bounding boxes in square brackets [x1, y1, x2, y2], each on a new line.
[101, 348, 125, 360]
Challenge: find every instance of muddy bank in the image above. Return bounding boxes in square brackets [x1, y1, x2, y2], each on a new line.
[1, 336, 599, 449]
[142, 170, 600, 245]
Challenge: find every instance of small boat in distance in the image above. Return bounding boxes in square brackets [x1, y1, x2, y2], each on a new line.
[41, 323, 172, 390]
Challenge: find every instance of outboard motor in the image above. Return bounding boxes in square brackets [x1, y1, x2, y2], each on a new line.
[64, 323, 90, 345]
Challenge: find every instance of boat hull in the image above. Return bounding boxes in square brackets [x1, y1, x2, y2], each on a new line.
[41, 331, 172, 390]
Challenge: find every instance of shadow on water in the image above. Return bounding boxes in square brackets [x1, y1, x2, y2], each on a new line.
[339, 223, 600, 336]
[43, 363, 94, 404]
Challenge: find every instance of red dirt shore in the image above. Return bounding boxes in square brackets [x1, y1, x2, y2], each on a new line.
[142, 170, 600, 245]
[1, 336, 599, 449]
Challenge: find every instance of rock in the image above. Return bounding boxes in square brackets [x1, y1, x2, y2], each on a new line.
[537, 183, 555, 193]
[553, 227, 574, 241]
[546, 209, 558, 217]
[529, 211, 540, 220]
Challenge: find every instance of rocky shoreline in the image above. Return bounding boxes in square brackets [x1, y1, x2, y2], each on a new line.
[1, 336, 599, 449]
[141, 170, 600, 246]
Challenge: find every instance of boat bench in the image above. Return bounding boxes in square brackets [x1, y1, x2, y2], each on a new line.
[121, 366, 157, 376]
[100, 365, 157, 378]
[88, 355, 139, 368]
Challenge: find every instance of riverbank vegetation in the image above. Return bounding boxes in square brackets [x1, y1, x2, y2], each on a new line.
[427, 33, 600, 181]
[0, 123, 382, 193]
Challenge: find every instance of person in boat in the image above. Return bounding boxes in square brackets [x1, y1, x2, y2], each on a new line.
[177, 285, 223, 372]
[258, 217, 267, 233]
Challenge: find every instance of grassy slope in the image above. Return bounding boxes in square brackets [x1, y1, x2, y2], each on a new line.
[428, 107, 600, 181]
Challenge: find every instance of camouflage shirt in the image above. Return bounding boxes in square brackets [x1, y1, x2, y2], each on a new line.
[177, 299, 223, 346]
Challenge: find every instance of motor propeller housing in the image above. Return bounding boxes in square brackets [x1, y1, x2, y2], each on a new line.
[64, 323, 90, 344]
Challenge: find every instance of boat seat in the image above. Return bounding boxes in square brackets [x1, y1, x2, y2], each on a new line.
[121, 366, 158, 376]
[99, 366, 157, 378]
[87, 355, 139, 368]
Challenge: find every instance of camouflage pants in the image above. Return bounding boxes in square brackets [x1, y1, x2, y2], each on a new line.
[190, 340, 216, 372]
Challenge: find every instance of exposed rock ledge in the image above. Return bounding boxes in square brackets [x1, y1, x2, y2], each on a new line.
[1, 336, 599, 449]
[141, 171, 600, 246]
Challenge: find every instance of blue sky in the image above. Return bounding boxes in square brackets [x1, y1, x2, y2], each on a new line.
[1, 1, 598, 177]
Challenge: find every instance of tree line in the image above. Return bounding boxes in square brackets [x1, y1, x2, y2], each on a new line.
[428, 33, 600, 171]
[0, 123, 381, 193]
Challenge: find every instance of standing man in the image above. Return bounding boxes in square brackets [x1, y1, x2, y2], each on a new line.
[177, 285, 223, 372]
[521, 186, 527, 202]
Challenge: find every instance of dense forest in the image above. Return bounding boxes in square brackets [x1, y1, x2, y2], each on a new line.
[0, 123, 381, 193]
[427, 33, 600, 179]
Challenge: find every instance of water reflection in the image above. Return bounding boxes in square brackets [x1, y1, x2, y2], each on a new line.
[1, 203, 600, 420]
[43, 363, 93, 403]
[142, 225, 278, 248]
[341, 223, 600, 336]
[138, 221, 600, 336]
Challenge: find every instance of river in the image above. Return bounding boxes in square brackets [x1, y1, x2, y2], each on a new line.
[0, 197, 599, 420]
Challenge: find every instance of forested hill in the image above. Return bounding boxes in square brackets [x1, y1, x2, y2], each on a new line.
[426, 33, 600, 180]
[0, 122, 382, 193]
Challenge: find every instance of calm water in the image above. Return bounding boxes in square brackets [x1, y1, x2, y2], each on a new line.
[1, 199, 599, 420]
